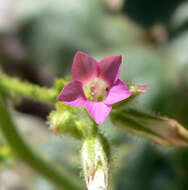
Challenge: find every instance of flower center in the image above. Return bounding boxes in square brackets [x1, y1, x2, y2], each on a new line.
[83, 78, 109, 101]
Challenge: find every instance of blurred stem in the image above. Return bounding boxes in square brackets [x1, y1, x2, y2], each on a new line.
[0, 93, 85, 190]
[0, 72, 58, 105]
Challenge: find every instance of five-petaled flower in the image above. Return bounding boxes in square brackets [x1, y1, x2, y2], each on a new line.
[57, 51, 131, 125]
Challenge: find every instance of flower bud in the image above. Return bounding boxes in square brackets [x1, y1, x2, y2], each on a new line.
[81, 135, 109, 190]
[48, 102, 87, 139]
[111, 108, 188, 147]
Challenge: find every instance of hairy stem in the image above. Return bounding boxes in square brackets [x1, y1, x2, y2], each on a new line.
[0, 93, 85, 190]
[0, 72, 58, 105]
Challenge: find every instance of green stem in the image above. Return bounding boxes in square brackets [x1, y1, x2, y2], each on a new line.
[0, 72, 58, 105]
[0, 93, 85, 190]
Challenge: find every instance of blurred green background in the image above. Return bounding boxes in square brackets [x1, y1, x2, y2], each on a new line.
[0, 0, 188, 189]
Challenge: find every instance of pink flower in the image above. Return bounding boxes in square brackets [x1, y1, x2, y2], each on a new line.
[57, 51, 131, 125]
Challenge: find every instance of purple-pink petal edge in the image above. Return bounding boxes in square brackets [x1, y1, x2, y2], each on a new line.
[56, 51, 146, 125]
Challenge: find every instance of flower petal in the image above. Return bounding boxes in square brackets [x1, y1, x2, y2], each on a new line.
[86, 101, 112, 125]
[98, 55, 122, 85]
[57, 81, 86, 108]
[72, 51, 98, 83]
[104, 79, 131, 105]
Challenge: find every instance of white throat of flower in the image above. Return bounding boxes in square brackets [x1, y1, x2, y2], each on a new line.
[83, 78, 109, 101]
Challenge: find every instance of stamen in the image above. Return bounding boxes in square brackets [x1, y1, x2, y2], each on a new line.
[83, 78, 109, 102]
